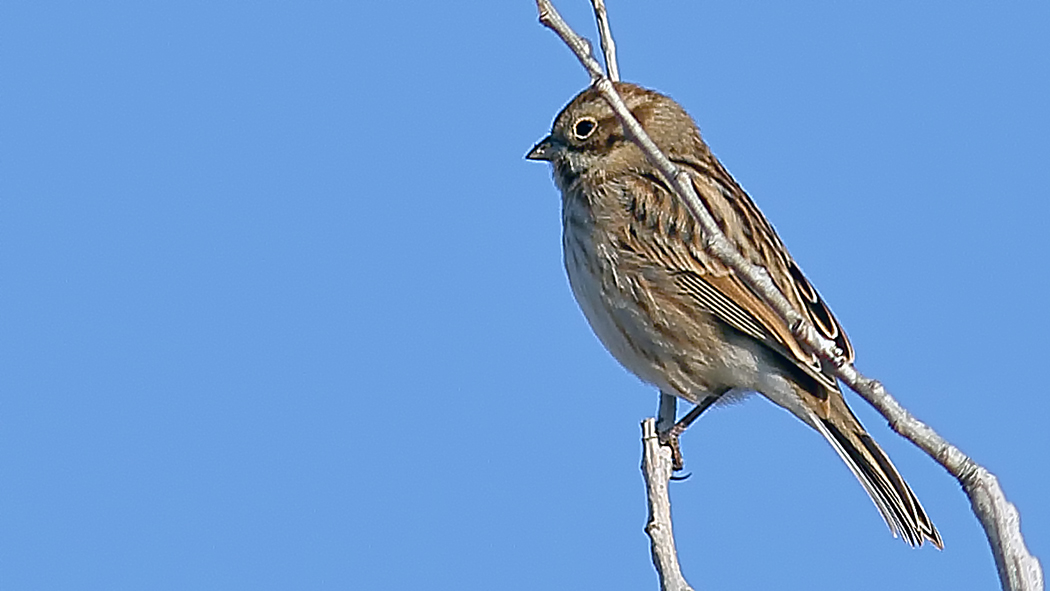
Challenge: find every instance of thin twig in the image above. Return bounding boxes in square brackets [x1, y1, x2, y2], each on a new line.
[641, 419, 695, 591]
[589, 0, 619, 81]
[533, 1, 1043, 590]
[537, 0, 600, 83]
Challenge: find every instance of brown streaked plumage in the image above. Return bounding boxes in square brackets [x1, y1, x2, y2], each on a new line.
[527, 82, 942, 548]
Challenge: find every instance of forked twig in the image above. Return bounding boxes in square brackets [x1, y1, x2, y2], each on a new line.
[533, 1, 1043, 590]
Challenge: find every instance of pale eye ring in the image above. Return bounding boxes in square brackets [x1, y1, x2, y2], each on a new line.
[573, 117, 597, 140]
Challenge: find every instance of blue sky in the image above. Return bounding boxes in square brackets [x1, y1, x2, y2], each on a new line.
[2, 1, 1047, 589]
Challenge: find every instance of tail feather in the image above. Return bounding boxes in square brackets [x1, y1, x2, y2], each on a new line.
[813, 408, 943, 549]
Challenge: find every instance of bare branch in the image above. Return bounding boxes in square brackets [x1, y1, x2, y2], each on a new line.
[641, 419, 695, 591]
[533, 2, 1044, 590]
[536, 0, 603, 83]
[589, 0, 619, 81]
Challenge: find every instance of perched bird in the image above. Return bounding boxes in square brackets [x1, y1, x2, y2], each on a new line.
[526, 82, 942, 548]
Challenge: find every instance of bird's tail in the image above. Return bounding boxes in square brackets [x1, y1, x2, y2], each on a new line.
[812, 394, 943, 549]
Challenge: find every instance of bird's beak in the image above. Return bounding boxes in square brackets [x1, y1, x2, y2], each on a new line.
[525, 136, 557, 161]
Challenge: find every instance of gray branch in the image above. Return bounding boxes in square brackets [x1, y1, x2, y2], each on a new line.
[533, 1, 1043, 590]
[589, 0, 619, 81]
[641, 418, 695, 591]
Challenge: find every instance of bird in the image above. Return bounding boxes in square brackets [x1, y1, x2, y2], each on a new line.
[526, 81, 942, 548]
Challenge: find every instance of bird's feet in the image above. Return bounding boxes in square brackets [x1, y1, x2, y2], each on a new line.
[663, 433, 686, 472]
[657, 394, 722, 474]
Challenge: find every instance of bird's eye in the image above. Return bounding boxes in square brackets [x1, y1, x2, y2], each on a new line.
[573, 117, 597, 140]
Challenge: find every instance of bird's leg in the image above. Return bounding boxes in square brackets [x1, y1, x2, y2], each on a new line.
[655, 392, 686, 470]
[656, 391, 678, 433]
[656, 390, 724, 471]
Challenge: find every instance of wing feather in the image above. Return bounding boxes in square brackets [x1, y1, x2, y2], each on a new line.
[616, 154, 853, 390]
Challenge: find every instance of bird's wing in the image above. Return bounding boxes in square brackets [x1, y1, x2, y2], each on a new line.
[617, 157, 853, 392]
[613, 156, 943, 548]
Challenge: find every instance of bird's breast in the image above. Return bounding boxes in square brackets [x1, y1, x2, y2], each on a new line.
[559, 187, 767, 401]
